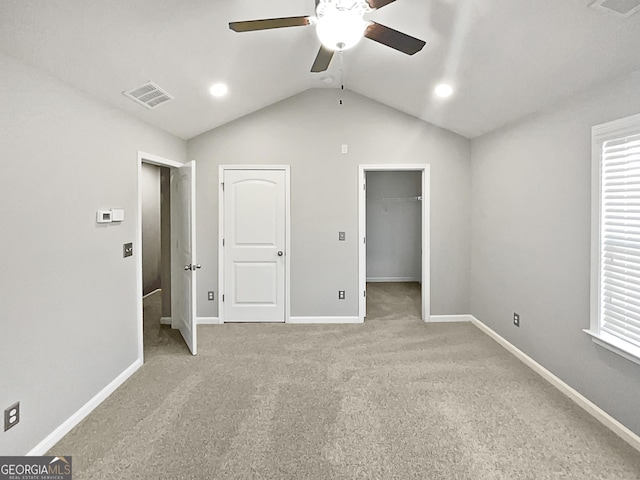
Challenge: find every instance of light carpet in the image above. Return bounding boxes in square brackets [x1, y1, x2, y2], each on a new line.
[49, 283, 640, 479]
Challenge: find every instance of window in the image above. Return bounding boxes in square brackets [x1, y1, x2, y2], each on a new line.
[587, 113, 640, 365]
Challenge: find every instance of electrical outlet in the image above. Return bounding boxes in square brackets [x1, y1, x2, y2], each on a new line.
[338, 231, 346, 241]
[123, 242, 133, 258]
[513, 313, 520, 327]
[207, 291, 214, 301]
[4, 402, 19, 432]
[338, 290, 346, 300]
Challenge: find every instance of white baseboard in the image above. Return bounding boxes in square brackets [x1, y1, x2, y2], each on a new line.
[429, 314, 473, 323]
[288, 316, 363, 324]
[162, 317, 220, 325]
[26, 359, 143, 456]
[470, 316, 640, 453]
[197, 317, 220, 325]
[142, 288, 161, 300]
[366, 277, 420, 283]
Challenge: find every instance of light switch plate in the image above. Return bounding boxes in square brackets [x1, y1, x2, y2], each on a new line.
[339, 232, 346, 241]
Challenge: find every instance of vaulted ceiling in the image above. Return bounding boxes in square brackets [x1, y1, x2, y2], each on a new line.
[1, 0, 640, 140]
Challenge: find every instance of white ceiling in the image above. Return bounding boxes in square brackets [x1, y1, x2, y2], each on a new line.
[1, 0, 640, 140]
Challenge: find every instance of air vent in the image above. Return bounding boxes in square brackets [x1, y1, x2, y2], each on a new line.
[590, 0, 640, 17]
[123, 81, 174, 109]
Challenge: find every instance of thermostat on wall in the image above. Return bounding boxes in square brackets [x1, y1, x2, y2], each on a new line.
[111, 208, 124, 222]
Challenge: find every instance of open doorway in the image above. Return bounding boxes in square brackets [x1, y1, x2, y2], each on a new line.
[365, 171, 422, 320]
[141, 163, 180, 357]
[358, 164, 430, 322]
[136, 152, 198, 360]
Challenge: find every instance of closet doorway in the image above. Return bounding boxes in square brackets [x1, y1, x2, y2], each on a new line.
[358, 165, 430, 322]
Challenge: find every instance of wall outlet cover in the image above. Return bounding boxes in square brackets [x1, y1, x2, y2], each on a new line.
[513, 313, 520, 327]
[4, 402, 19, 432]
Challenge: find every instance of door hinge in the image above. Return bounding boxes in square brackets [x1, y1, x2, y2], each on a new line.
[222, 238, 225, 247]
[364, 237, 366, 244]
[222, 294, 225, 302]
[363, 183, 366, 191]
[221, 182, 224, 190]
[364, 290, 366, 297]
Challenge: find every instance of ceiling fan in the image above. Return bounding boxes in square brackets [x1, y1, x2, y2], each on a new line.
[229, 0, 426, 73]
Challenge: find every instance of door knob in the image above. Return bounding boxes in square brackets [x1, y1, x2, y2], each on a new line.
[184, 265, 191, 271]
[195, 264, 202, 269]
[277, 251, 283, 256]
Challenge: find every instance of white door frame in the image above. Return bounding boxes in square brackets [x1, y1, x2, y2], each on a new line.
[358, 164, 431, 322]
[136, 151, 184, 363]
[218, 165, 291, 324]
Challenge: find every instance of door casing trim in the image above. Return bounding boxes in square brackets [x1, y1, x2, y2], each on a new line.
[218, 165, 291, 324]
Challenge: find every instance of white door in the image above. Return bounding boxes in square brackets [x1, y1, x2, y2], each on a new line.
[171, 161, 197, 354]
[362, 172, 367, 319]
[223, 169, 286, 322]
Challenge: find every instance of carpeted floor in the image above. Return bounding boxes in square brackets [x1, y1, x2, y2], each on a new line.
[49, 283, 640, 479]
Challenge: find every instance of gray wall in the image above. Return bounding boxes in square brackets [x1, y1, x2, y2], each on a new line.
[470, 71, 640, 436]
[160, 167, 172, 318]
[188, 88, 471, 318]
[141, 163, 161, 295]
[0, 52, 186, 455]
[366, 171, 422, 282]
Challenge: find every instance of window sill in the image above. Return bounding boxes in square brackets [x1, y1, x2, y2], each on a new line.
[583, 329, 640, 366]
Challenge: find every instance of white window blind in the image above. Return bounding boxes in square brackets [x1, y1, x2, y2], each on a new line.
[600, 133, 640, 349]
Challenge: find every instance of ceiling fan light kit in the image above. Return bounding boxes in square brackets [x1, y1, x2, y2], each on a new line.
[315, 0, 370, 50]
[316, 9, 368, 51]
[229, 0, 426, 73]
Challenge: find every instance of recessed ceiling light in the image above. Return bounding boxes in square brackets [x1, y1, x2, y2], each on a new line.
[209, 83, 228, 97]
[434, 83, 453, 98]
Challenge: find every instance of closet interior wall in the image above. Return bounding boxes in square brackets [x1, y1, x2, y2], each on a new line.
[366, 171, 422, 283]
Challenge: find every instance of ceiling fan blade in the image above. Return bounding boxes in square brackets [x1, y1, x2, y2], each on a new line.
[366, 0, 397, 9]
[364, 22, 426, 55]
[311, 45, 335, 72]
[229, 16, 311, 32]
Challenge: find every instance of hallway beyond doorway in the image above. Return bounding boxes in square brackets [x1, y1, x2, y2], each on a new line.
[143, 290, 190, 360]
